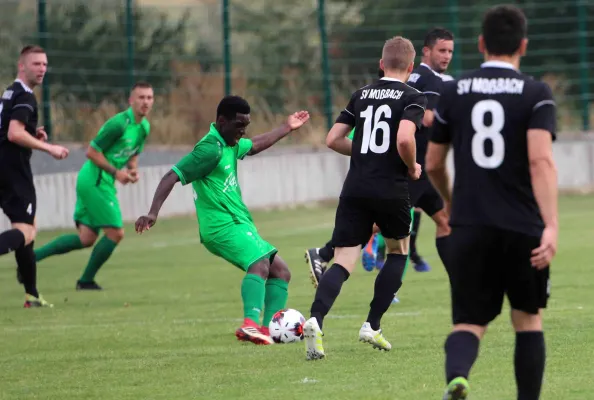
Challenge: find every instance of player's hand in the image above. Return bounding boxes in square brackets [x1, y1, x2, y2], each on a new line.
[115, 169, 133, 185]
[128, 168, 139, 183]
[135, 214, 157, 234]
[36, 126, 48, 142]
[408, 163, 422, 180]
[286, 111, 310, 131]
[48, 144, 69, 160]
[531, 225, 557, 269]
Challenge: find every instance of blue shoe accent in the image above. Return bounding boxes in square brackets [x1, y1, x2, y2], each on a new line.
[375, 258, 385, 270]
[391, 296, 400, 304]
[414, 260, 432, 272]
[362, 234, 379, 272]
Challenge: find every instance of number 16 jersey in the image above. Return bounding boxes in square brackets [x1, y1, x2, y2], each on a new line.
[336, 77, 427, 199]
[431, 61, 557, 237]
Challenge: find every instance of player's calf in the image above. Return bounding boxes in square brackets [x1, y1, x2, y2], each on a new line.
[511, 309, 545, 400]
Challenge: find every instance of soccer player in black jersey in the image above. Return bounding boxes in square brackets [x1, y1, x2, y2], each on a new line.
[0, 46, 69, 307]
[426, 5, 557, 399]
[303, 37, 426, 360]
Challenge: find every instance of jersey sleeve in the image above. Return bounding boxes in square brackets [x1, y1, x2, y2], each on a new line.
[528, 82, 557, 141]
[422, 75, 444, 110]
[91, 115, 126, 152]
[171, 136, 222, 185]
[401, 91, 427, 130]
[430, 82, 454, 144]
[335, 92, 357, 126]
[10, 92, 36, 124]
[237, 138, 253, 160]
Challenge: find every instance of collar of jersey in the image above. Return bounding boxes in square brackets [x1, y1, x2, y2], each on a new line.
[14, 79, 33, 93]
[481, 60, 517, 71]
[380, 77, 403, 83]
[208, 123, 228, 146]
[420, 63, 441, 76]
[125, 107, 141, 125]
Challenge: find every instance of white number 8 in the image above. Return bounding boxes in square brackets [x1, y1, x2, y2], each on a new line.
[471, 100, 505, 169]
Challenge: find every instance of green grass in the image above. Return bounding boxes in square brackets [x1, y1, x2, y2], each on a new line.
[1, 195, 593, 400]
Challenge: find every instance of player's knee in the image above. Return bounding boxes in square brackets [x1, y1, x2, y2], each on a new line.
[432, 210, 451, 237]
[12, 223, 36, 245]
[385, 237, 409, 255]
[269, 256, 291, 282]
[452, 324, 486, 340]
[511, 309, 543, 332]
[79, 235, 97, 247]
[247, 259, 270, 280]
[105, 228, 125, 243]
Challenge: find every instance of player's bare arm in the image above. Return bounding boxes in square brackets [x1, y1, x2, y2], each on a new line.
[247, 111, 310, 155]
[86, 145, 132, 185]
[8, 119, 68, 159]
[527, 129, 558, 269]
[135, 170, 180, 233]
[396, 120, 421, 179]
[425, 142, 452, 211]
[422, 110, 434, 128]
[326, 123, 353, 156]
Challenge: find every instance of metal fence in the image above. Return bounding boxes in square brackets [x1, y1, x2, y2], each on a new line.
[0, 0, 592, 144]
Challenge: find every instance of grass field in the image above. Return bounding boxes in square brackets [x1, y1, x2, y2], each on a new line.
[1, 195, 593, 400]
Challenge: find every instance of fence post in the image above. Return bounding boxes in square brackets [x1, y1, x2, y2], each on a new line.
[447, 0, 461, 77]
[577, 0, 590, 132]
[317, 0, 333, 132]
[126, 0, 135, 90]
[222, 0, 231, 96]
[38, 0, 52, 140]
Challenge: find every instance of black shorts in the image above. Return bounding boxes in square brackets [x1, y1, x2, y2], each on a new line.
[331, 196, 412, 247]
[409, 178, 443, 217]
[448, 226, 550, 326]
[0, 163, 37, 225]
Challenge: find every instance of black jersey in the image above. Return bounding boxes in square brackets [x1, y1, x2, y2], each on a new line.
[336, 77, 427, 199]
[407, 63, 445, 176]
[431, 61, 556, 236]
[0, 79, 39, 164]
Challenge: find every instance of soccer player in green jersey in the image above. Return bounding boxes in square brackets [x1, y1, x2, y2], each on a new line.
[31, 81, 154, 290]
[135, 96, 310, 345]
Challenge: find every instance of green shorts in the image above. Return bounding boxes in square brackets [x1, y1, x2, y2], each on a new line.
[73, 179, 123, 231]
[203, 224, 277, 271]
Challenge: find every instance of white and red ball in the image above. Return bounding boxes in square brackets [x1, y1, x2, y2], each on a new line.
[268, 308, 305, 343]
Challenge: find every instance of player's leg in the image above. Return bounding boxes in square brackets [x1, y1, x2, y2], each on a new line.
[34, 195, 99, 263]
[76, 185, 124, 290]
[409, 208, 426, 269]
[304, 239, 333, 288]
[203, 224, 277, 345]
[506, 232, 549, 400]
[261, 254, 291, 335]
[442, 227, 503, 400]
[304, 197, 371, 360]
[418, 185, 451, 273]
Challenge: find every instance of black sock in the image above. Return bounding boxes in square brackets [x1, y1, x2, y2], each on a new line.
[515, 331, 545, 400]
[310, 263, 349, 329]
[410, 211, 421, 260]
[444, 331, 480, 383]
[366, 253, 407, 330]
[436, 236, 450, 272]
[16, 242, 38, 298]
[0, 229, 25, 255]
[318, 240, 334, 263]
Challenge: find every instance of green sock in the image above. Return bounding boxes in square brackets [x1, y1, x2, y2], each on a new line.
[241, 273, 266, 324]
[262, 278, 289, 327]
[79, 236, 118, 283]
[35, 234, 84, 262]
[376, 233, 386, 255]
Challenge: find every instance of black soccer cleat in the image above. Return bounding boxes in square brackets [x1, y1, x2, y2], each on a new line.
[304, 248, 327, 288]
[76, 280, 103, 291]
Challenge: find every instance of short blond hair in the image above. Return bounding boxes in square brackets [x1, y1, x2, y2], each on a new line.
[382, 36, 416, 71]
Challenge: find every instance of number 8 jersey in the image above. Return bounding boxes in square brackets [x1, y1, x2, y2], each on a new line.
[431, 61, 557, 236]
[337, 77, 427, 199]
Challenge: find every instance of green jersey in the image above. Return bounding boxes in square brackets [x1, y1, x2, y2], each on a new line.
[172, 123, 254, 242]
[79, 107, 150, 189]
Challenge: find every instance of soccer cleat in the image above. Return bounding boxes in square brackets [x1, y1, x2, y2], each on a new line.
[443, 377, 470, 400]
[391, 296, 400, 304]
[235, 319, 274, 345]
[362, 234, 379, 271]
[260, 326, 270, 336]
[24, 293, 54, 308]
[358, 322, 391, 351]
[411, 253, 432, 272]
[304, 248, 327, 288]
[303, 317, 325, 360]
[76, 280, 103, 291]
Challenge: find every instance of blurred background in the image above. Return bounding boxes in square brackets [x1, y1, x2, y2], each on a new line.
[1, 0, 593, 147]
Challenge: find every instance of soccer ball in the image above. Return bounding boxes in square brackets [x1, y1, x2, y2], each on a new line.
[268, 308, 305, 343]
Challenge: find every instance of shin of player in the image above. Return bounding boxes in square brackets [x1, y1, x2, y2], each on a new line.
[304, 37, 426, 360]
[427, 5, 557, 399]
[32, 82, 154, 290]
[0, 45, 69, 307]
[135, 96, 310, 345]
